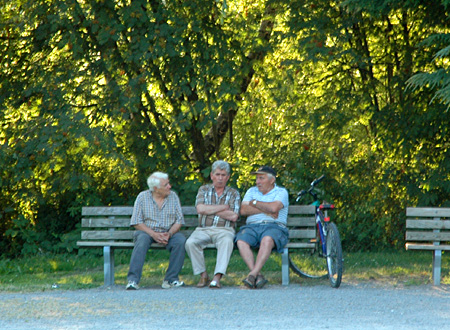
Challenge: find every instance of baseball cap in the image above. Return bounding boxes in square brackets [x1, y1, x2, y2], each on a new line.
[250, 165, 277, 177]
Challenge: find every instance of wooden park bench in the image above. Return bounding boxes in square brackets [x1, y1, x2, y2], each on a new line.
[77, 205, 316, 287]
[405, 207, 450, 285]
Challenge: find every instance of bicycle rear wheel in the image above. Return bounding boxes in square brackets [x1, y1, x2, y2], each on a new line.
[326, 222, 343, 288]
[288, 237, 328, 279]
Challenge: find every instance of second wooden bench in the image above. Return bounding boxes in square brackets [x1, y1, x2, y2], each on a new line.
[405, 207, 450, 285]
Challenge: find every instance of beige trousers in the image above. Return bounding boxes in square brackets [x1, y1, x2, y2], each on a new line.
[185, 227, 235, 276]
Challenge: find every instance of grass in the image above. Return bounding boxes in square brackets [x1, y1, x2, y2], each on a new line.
[0, 249, 448, 292]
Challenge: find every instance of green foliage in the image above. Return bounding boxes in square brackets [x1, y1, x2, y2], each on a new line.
[2, 0, 450, 255]
[407, 33, 450, 107]
[226, 0, 450, 251]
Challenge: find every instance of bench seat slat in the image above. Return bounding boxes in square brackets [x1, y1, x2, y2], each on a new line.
[76, 241, 317, 250]
[406, 243, 450, 251]
[77, 241, 135, 248]
[285, 242, 315, 249]
[406, 231, 450, 241]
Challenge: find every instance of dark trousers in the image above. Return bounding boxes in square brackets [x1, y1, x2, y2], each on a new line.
[127, 230, 186, 283]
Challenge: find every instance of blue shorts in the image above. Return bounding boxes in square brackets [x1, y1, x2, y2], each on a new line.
[234, 223, 289, 253]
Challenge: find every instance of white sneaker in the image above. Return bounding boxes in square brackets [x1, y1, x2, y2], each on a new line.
[161, 280, 185, 289]
[126, 281, 139, 290]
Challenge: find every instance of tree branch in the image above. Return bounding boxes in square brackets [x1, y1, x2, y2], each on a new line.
[198, 4, 276, 162]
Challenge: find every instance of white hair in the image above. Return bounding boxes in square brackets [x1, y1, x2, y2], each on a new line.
[147, 172, 168, 191]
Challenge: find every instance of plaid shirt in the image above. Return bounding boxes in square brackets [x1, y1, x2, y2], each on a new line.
[130, 190, 184, 232]
[195, 184, 241, 228]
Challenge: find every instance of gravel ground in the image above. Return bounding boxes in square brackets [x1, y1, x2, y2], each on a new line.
[0, 282, 449, 330]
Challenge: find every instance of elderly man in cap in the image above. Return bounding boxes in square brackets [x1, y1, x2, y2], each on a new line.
[235, 165, 289, 289]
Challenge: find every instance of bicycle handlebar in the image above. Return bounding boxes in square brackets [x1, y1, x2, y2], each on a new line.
[296, 175, 326, 201]
[311, 175, 325, 187]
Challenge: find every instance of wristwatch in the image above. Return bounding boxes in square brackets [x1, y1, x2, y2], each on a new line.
[252, 199, 257, 206]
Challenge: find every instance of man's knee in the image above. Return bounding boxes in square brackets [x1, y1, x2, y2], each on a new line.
[236, 239, 250, 250]
[218, 236, 234, 250]
[177, 232, 187, 243]
[171, 233, 187, 248]
[260, 236, 275, 249]
[185, 237, 196, 251]
[134, 231, 152, 247]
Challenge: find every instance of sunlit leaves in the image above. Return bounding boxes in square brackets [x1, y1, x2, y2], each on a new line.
[2, 0, 450, 256]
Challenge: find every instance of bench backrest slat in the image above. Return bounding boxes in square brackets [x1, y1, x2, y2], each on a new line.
[183, 217, 198, 227]
[406, 219, 450, 230]
[82, 206, 134, 216]
[82, 218, 131, 228]
[286, 216, 315, 227]
[82, 205, 315, 215]
[81, 231, 134, 240]
[289, 229, 316, 239]
[80, 218, 314, 229]
[287, 204, 316, 214]
[82, 206, 198, 216]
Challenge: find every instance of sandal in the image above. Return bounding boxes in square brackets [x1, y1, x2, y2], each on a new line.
[196, 276, 210, 288]
[242, 275, 256, 289]
[255, 274, 268, 289]
[209, 280, 221, 289]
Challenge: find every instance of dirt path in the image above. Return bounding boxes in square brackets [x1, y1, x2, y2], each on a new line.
[1, 282, 449, 329]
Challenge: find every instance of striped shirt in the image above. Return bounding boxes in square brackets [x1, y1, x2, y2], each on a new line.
[195, 184, 241, 228]
[242, 185, 289, 225]
[130, 190, 184, 232]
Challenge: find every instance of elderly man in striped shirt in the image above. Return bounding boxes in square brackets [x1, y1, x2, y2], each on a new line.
[185, 160, 241, 288]
[126, 172, 186, 290]
[235, 165, 289, 289]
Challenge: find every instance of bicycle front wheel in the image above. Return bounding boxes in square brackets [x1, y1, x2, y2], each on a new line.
[326, 222, 343, 288]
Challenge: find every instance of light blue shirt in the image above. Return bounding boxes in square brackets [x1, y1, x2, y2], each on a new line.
[243, 185, 289, 225]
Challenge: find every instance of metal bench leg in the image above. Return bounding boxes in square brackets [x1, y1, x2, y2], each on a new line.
[432, 250, 442, 286]
[104, 246, 115, 286]
[281, 247, 289, 286]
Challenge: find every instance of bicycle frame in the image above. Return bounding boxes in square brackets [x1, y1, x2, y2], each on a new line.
[296, 175, 335, 258]
[292, 175, 343, 288]
[316, 203, 335, 257]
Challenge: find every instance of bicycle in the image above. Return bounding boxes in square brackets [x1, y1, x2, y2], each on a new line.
[288, 175, 343, 288]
